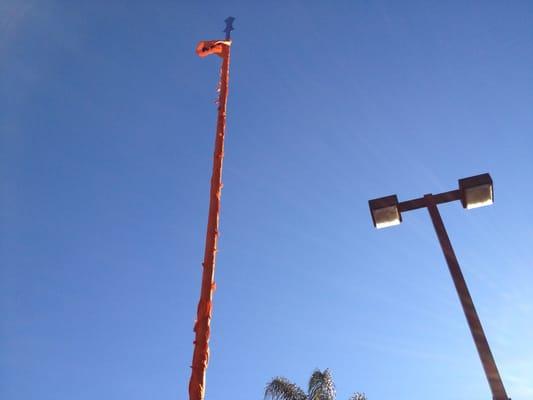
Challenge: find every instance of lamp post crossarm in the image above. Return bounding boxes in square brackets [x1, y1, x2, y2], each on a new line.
[398, 189, 461, 212]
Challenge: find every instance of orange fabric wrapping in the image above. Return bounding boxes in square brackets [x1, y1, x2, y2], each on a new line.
[195, 40, 231, 58]
[188, 41, 231, 400]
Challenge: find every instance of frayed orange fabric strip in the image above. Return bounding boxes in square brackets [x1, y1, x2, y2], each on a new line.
[196, 40, 231, 58]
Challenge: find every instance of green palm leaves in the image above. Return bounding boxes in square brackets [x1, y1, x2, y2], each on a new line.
[265, 377, 307, 400]
[265, 369, 366, 400]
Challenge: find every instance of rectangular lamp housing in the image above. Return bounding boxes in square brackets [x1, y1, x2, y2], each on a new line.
[459, 173, 494, 209]
[369, 195, 401, 229]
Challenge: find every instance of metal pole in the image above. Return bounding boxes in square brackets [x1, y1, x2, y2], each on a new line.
[189, 20, 233, 400]
[425, 194, 509, 400]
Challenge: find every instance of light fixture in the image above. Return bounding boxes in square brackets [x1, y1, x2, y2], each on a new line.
[459, 173, 494, 209]
[367, 173, 509, 400]
[369, 195, 401, 229]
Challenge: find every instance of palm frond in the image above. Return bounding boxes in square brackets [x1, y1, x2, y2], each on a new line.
[348, 393, 367, 400]
[308, 369, 336, 400]
[265, 377, 307, 400]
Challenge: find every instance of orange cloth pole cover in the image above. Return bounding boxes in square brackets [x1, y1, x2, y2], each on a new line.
[188, 40, 231, 400]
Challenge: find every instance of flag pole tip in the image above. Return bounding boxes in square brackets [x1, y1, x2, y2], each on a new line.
[223, 17, 235, 40]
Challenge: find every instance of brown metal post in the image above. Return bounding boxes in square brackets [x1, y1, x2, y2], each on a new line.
[188, 30, 232, 400]
[424, 194, 509, 400]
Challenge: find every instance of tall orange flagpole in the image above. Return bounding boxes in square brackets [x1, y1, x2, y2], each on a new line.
[189, 17, 234, 400]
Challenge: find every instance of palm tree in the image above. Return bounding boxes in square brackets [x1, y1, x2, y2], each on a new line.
[265, 369, 366, 400]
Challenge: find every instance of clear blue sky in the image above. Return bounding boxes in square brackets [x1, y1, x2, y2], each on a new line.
[2, 1, 532, 399]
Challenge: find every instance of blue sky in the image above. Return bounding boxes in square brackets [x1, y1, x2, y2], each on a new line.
[1, 1, 532, 399]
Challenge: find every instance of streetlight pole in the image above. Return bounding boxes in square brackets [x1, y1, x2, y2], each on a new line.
[369, 174, 509, 400]
[425, 194, 508, 400]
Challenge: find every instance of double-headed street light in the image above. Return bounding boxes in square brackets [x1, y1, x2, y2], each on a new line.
[368, 173, 509, 400]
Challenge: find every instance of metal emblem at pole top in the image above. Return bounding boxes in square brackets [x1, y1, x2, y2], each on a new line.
[224, 17, 235, 40]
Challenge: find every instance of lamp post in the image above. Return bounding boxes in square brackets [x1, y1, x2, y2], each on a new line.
[368, 173, 509, 400]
